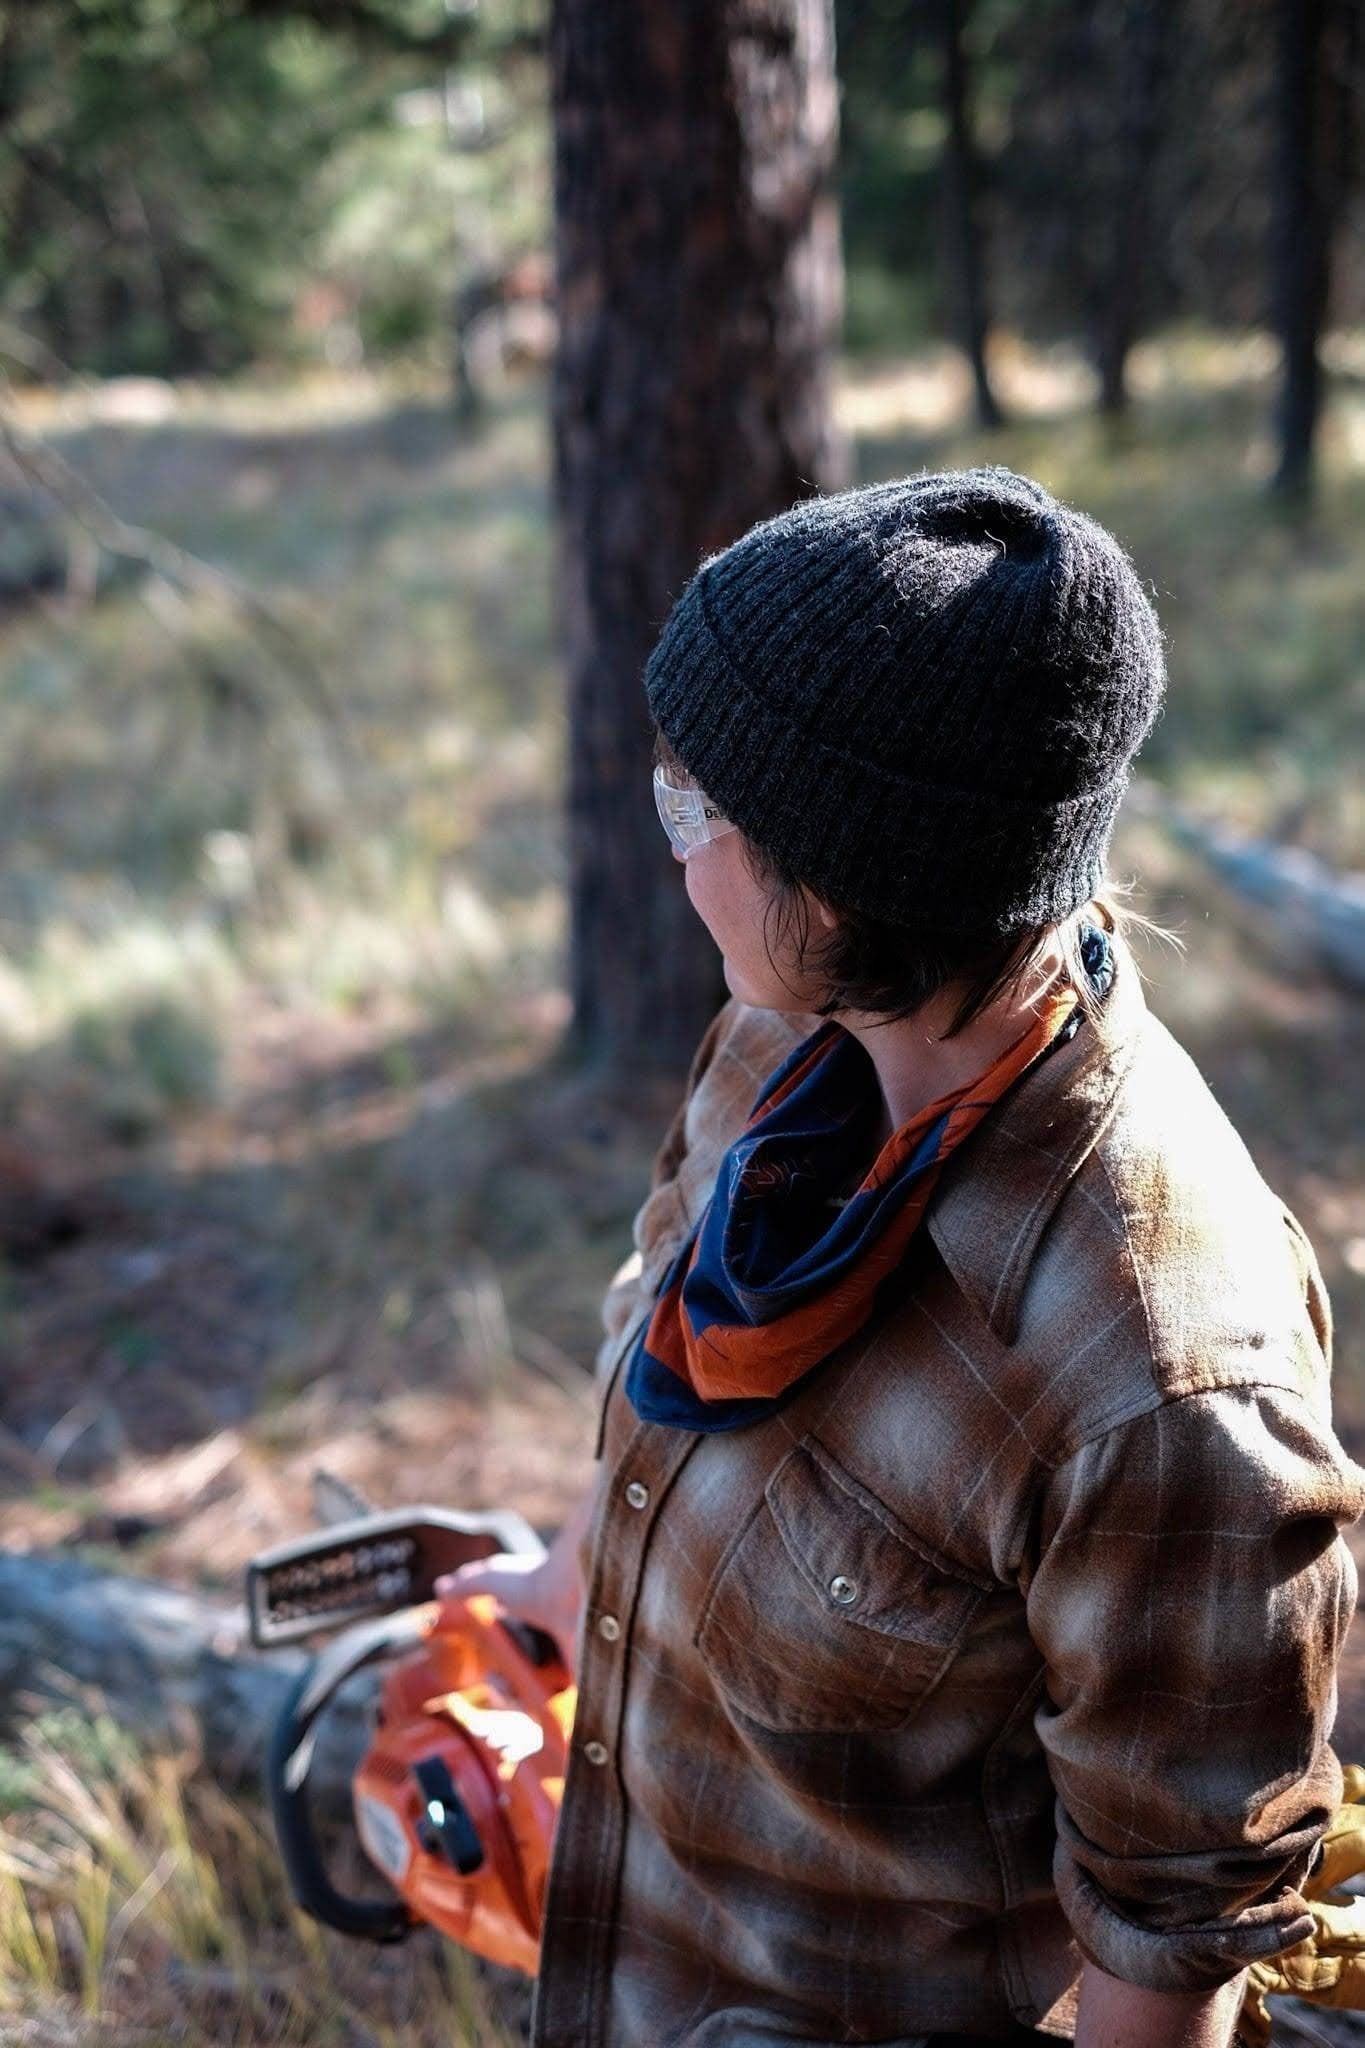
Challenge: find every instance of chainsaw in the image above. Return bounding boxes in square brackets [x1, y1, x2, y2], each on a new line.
[247, 1504, 575, 1974]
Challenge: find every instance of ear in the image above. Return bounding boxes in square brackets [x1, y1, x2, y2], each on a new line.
[812, 894, 840, 932]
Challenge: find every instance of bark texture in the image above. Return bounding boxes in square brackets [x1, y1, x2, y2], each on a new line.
[551, 0, 849, 1078]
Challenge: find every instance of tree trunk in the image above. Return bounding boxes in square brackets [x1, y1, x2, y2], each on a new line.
[551, 0, 849, 1080]
[1096, 0, 1169, 419]
[1271, 0, 1354, 501]
[938, 0, 1002, 431]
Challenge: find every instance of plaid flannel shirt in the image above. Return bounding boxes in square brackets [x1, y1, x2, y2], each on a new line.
[531, 934, 1365, 2048]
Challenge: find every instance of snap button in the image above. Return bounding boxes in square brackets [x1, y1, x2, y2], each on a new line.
[829, 1574, 858, 1605]
[624, 1480, 650, 1510]
[597, 1613, 621, 1642]
[583, 1739, 609, 1767]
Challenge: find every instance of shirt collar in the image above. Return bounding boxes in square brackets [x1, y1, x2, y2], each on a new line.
[924, 927, 1149, 1345]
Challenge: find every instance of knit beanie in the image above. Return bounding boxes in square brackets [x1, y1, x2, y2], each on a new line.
[644, 466, 1166, 936]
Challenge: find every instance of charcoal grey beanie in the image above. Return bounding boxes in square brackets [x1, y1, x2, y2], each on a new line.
[644, 466, 1166, 936]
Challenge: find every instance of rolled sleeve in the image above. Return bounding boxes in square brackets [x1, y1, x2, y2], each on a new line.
[1026, 1381, 1365, 1992]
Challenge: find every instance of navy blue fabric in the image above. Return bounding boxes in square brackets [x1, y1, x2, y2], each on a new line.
[624, 923, 1115, 1434]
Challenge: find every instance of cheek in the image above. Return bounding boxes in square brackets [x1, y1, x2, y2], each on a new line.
[686, 846, 759, 949]
[683, 852, 722, 927]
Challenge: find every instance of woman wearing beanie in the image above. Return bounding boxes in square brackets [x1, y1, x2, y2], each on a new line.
[442, 468, 1365, 2048]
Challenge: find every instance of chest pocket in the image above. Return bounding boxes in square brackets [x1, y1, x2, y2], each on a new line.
[693, 1435, 990, 1734]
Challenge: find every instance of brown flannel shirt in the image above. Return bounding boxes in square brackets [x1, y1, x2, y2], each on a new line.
[531, 933, 1365, 2048]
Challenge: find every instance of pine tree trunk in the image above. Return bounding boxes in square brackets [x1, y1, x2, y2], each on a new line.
[1096, 0, 1168, 419]
[939, 0, 1002, 432]
[1271, 0, 1353, 501]
[551, 0, 848, 1080]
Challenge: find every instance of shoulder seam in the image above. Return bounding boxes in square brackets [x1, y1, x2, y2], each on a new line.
[1041, 1373, 1344, 1478]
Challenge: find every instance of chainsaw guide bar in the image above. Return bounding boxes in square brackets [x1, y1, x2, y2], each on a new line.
[246, 1506, 545, 1648]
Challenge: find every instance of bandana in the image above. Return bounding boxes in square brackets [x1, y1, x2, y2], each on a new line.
[624, 921, 1115, 1433]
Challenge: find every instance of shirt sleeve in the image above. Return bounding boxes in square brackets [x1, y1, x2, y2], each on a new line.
[590, 998, 739, 1431]
[1024, 1379, 1365, 1993]
[644, 995, 741, 1198]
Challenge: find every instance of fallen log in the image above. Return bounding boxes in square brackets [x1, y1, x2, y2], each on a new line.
[0, 1548, 370, 1803]
[1130, 778, 1365, 992]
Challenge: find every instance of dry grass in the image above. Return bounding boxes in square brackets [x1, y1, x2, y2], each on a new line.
[0, 1686, 522, 2047]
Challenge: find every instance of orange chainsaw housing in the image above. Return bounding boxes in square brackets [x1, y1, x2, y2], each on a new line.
[350, 1592, 576, 1975]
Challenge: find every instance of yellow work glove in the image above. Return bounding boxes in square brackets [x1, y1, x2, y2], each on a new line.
[1239, 1762, 1365, 2048]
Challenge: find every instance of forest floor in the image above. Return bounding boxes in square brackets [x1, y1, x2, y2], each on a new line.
[0, 331, 1362, 2043]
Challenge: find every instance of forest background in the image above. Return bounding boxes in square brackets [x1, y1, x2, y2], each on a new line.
[0, 1, 1362, 2043]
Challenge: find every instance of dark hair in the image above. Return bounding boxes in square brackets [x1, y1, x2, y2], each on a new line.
[653, 724, 1180, 1040]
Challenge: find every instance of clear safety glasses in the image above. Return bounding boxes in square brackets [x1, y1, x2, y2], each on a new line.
[652, 763, 739, 861]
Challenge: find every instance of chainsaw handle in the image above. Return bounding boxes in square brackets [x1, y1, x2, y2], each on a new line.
[266, 1607, 432, 1945]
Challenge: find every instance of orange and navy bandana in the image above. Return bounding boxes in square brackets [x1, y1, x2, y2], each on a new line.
[625, 920, 1115, 1432]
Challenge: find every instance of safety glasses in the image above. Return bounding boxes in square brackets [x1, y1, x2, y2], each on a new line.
[653, 763, 738, 861]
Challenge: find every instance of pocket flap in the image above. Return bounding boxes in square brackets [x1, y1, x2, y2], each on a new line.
[764, 1436, 989, 1651]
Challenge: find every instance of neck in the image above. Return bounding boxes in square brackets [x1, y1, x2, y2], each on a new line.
[836, 932, 1070, 1145]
